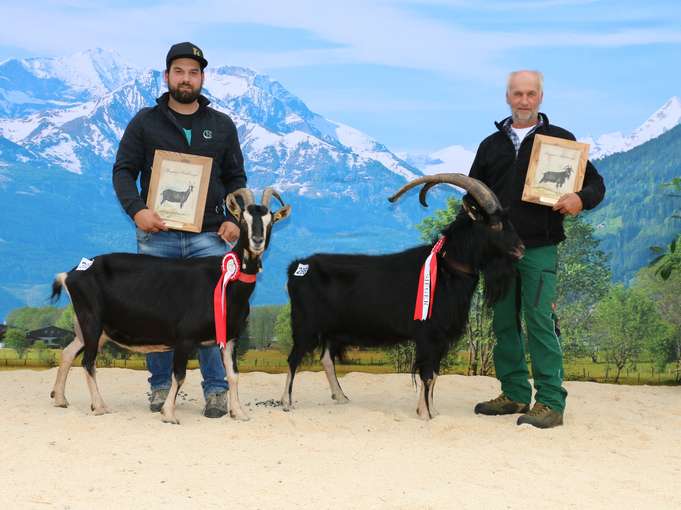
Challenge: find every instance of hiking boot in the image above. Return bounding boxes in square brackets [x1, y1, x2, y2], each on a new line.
[474, 393, 530, 415]
[149, 389, 169, 413]
[517, 403, 564, 429]
[203, 392, 228, 418]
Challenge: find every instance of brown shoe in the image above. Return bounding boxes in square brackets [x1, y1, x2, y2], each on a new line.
[517, 403, 564, 429]
[474, 393, 530, 415]
[203, 392, 228, 418]
[149, 389, 169, 413]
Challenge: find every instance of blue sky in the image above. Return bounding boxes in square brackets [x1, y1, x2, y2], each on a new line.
[3, 0, 681, 153]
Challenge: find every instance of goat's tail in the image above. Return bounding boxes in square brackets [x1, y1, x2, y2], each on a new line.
[50, 272, 68, 303]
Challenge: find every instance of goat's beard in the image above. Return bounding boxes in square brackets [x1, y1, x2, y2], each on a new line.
[482, 257, 518, 306]
[169, 82, 202, 104]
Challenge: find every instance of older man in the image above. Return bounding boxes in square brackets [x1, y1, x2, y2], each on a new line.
[471, 70, 605, 428]
[113, 42, 246, 418]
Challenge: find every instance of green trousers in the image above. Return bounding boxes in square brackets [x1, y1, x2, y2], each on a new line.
[492, 244, 568, 412]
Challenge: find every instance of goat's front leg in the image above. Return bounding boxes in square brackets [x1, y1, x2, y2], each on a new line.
[223, 339, 249, 421]
[160, 374, 182, 425]
[321, 345, 349, 403]
[416, 377, 434, 420]
[428, 373, 439, 416]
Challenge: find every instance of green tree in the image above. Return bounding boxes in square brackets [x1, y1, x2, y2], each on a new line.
[464, 288, 495, 375]
[556, 216, 612, 361]
[634, 265, 681, 379]
[649, 177, 681, 280]
[6, 306, 64, 331]
[33, 340, 57, 365]
[593, 284, 673, 383]
[247, 305, 281, 349]
[55, 305, 75, 333]
[5, 328, 29, 359]
[386, 343, 415, 373]
[273, 303, 292, 355]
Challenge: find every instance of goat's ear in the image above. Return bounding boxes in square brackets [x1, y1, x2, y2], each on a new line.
[272, 204, 291, 223]
[226, 194, 242, 221]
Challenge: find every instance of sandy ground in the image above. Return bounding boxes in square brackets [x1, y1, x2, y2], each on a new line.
[1, 368, 680, 510]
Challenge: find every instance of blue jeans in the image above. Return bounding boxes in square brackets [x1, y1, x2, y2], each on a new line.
[137, 228, 229, 398]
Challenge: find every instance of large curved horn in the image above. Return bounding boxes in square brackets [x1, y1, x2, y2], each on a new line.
[228, 188, 255, 208]
[261, 187, 286, 209]
[388, 173, 501, 214]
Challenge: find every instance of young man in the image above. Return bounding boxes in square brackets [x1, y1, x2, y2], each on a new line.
[471, 70, 605, 428]
[112, 42, 246, 418]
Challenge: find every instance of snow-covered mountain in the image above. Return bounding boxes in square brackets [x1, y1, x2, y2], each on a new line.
[402, 97, 681, 175]
[0, 48, 138, 118]
[580, 97, 681, 160]
[0, 55, 419, 192]
[398, 145, 475, 176]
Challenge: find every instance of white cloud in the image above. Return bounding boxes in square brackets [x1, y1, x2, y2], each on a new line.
[3, 0, 680, 81]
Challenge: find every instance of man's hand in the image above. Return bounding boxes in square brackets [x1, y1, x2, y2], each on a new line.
[552, 193, 583, 216]
[218, 221, 240, 243]
[133, 209, 168, 233]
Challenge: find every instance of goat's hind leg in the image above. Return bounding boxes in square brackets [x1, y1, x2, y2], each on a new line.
[280, 338, 310, 411]
[160, 349, 188, 425]
[51, 326, 84, 407]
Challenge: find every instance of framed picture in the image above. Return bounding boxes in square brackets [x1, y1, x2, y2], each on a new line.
[522, 134, 590, 207]
[147, 150, 213, 232]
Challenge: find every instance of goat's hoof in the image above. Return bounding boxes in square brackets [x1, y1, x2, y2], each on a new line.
[50, 390, 55, 398]
[52, 395, 68, 407]
[332, 395, 350, 404]
[230, 409, 250, 421]
[161, 412, 180, 425]
[416, 409, 432, 421]
[92, 406, 111, 416]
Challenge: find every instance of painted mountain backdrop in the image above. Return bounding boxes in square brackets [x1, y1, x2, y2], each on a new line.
[1, 49, 679, 319]
[0, 49, 446, 319]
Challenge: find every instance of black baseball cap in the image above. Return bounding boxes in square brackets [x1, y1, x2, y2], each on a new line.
[166, 42, 208, 70]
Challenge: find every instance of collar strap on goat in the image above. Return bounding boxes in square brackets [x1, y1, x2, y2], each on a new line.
[414, 236, 446, 321]
[439, 252, 475, 276]
[213, 252, 257, 348]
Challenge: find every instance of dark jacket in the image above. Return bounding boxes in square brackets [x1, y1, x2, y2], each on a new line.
[112, 92, 247, 231]
[468, 113, 605, 248]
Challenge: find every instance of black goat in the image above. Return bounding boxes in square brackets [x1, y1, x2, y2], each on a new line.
[50, 188, 290, 424]
[160, 184, 194, 208]
[280, 174, 523, 419]
[539, 165, 573, 188]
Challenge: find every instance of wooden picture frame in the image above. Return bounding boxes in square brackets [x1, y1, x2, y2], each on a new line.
[147, 150, 213, 232]
[522, 134, 590, 207]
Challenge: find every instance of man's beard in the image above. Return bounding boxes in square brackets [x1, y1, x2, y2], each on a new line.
[511, 108, 538, 124]
[169, 82, 202, 104]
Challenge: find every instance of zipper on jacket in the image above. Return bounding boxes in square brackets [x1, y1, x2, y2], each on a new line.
[162, 107, 192, 150]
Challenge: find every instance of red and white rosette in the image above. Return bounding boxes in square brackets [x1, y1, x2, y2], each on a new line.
[213, 252, 241, 349]
[414, 236, 446, 321]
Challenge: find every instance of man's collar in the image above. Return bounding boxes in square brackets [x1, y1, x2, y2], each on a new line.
[496, 112, 549, 132]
